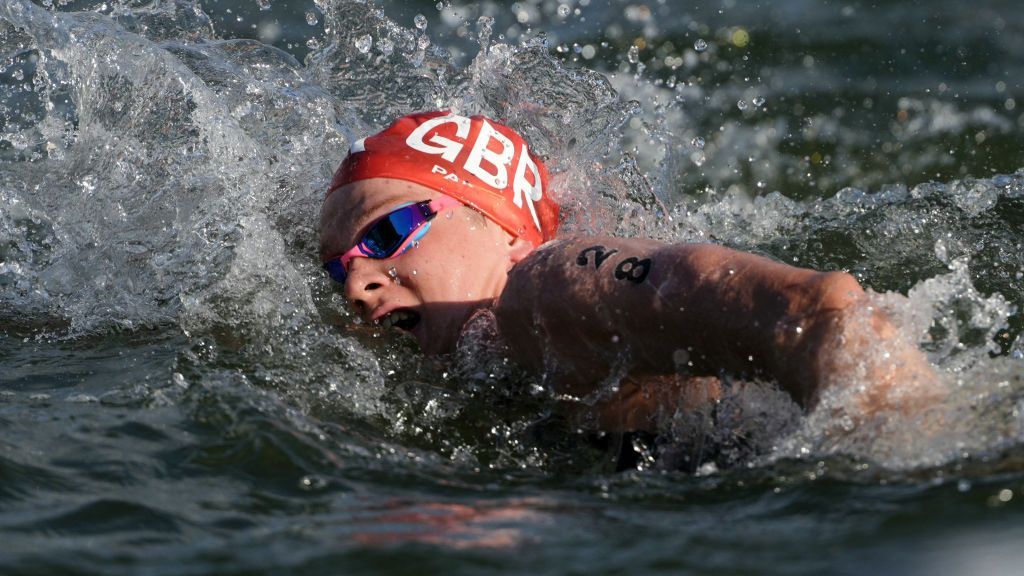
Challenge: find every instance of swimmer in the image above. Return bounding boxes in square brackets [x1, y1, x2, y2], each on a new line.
[319, 111, 941, 434]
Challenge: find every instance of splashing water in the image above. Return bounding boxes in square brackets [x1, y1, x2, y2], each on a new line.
[3, 0, 1024, 468]
[2, 0, 1023, 467]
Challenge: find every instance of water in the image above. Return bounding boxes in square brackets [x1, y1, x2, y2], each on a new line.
[2, 0, 1024, 573]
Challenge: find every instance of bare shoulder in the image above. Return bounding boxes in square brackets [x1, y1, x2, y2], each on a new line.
[491, 235, 817, 388]
[505, 236, 667, 283]
[497, 236, 667, 313]
[493, 235, 670, 383]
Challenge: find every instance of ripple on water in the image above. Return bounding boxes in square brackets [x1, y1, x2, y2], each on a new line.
[18, 498, 184, 536]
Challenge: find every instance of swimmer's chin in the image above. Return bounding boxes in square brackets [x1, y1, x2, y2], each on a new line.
[408, 313, 457, 356]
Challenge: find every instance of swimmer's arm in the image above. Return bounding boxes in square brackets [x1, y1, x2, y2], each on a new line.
[494, 236, 874, 407]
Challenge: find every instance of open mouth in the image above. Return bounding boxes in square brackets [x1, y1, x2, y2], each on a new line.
[379, 308, 421, 332]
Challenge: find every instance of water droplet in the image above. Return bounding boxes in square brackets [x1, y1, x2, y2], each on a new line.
[731, 28, 750, 48]
[258, 20, 281, 42]
[387, 266, 398, 278]
[477, 15, 494, 42]
[172, 372, 188, 389]
[753, 95, 766, 107]
[414, 14, 428, 30]
[691, 136, 705, 149]
[627, 45, 639, 64]
[694, 38, 708, 52]
[12, 69, 24, 81]
[737, 99, 749, 111]
[255, 0, 271, 11]
[958, 479, 972, 492]
[435, 1, 446, 10]
[304, 11, 318, 25]
[417, 35, 430, 49]
[299, 475, 327, 491]
[354, 34, 372, 53]
[557, 3, 571, 18]
[306, 37, 321, 50]
[378, 37, 394, 56]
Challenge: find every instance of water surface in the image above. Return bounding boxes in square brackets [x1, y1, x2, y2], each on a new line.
[2, 0, 1024, 574]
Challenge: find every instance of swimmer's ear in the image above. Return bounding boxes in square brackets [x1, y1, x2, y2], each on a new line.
[507, 236, 534, 266]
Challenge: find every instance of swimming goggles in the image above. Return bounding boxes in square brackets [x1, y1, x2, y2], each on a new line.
[322, 195, 463, 285]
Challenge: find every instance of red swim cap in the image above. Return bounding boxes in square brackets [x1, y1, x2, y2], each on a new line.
[328, 111, 559, 247]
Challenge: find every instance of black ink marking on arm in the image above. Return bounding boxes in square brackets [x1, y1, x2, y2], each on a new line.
[614, 257, 652, 284]
[576, 245, 619, 269]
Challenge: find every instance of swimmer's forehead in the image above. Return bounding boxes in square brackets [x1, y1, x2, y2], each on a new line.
[318, 178, 441, 259]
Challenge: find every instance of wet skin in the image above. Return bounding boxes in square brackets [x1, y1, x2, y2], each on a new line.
[496, 237, 943, 424]
[321, 179, 942, 433]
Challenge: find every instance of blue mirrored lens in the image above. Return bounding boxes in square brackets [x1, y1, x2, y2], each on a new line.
[363, 205, 423, 256]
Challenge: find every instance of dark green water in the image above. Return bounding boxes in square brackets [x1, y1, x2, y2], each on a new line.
[3, 0, 1024, 574]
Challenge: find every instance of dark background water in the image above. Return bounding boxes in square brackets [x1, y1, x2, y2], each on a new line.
[206, 0, 1024, 193]
[3, 0, 1024, 574]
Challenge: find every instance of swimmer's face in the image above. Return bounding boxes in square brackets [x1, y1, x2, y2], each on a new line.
[320, 178, 533, 354]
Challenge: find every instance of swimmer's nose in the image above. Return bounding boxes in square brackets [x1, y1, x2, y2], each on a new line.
[343, 259, 389, 318]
